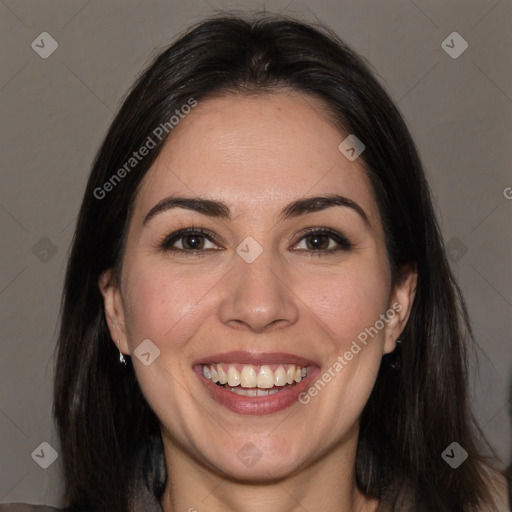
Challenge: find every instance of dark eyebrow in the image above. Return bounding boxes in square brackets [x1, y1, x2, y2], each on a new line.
[279, 195, 370, 228]
[143, 194, 370, 228]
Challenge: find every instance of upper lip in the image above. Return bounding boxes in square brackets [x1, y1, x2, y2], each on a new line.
[192, 351, 319, 367]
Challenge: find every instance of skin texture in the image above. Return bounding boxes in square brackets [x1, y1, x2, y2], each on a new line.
[99, 92, 417, 512]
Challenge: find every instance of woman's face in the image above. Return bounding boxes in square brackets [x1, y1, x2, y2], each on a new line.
[101, 91, 415, 481]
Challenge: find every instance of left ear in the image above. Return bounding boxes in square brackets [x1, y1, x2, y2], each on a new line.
[383, 262, 418, 355]
[98, 268, 130, 356]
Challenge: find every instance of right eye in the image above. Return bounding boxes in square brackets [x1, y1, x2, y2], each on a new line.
[158, 228, 222, 254]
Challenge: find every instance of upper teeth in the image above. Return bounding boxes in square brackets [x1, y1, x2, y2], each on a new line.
[203, 364, 308, 388]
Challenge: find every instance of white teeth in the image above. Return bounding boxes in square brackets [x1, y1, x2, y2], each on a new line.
[217, 365, 228, 384]
[240, 365, 257, 387]
[228, 385, 288, 396]
[286, 365, 296, 385]
[229, 387, 257, 396]
[228, 387, 279, 397]
[274, 365, 287, 386]
[227, 366, 240, 387]
[202, 363, 309, 389]
[257, 365, 274, 389]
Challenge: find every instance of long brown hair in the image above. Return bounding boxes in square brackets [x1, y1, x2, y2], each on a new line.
[53, 12, 505, 511]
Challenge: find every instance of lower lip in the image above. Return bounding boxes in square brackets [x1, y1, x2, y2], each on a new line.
[194, 365, 320, 415]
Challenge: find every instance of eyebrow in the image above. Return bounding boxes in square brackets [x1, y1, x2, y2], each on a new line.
[143, 194, 371, 228]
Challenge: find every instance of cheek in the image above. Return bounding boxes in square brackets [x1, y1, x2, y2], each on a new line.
[123, 262, 220, 350]
[301, 261, 391, 354]
[121, 263, 223, 430]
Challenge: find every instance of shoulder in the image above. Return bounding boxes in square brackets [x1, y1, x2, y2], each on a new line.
[0, 504, 65, 512]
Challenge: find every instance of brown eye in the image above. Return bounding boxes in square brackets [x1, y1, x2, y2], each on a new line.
[181, 234, 206, 250]
[304, 233, 331, 250]
[159, 228, 220, 253]
[294, 228, 352, 253]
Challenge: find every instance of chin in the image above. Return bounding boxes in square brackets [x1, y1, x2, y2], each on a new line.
[215, 457, 304, 483]
[199, 435, 309, 482]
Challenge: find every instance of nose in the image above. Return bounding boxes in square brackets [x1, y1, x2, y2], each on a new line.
[217, 246, 299, 334]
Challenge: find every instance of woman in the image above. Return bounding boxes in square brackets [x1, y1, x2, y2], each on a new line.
[1, 12, 509, 512]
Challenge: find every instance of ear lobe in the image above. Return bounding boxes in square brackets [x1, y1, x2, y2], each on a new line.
[98, 269, 129, 355]
[383, 262, 418, 355]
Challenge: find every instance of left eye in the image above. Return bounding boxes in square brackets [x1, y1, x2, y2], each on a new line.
[293, 229, 351, 252]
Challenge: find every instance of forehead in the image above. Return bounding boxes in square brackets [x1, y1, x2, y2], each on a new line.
[133, 92, 378, 224]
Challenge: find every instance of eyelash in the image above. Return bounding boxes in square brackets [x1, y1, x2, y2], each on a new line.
[157, 226, 353, 256]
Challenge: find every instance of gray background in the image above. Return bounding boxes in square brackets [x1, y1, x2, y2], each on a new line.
[0, 0, 511, 507]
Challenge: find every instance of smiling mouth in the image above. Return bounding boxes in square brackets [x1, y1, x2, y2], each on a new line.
[201, 363, 309, 396]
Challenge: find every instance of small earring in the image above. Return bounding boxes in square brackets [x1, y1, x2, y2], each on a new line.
[387, 338, 402, 370]
[116, 340, 127, 365]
